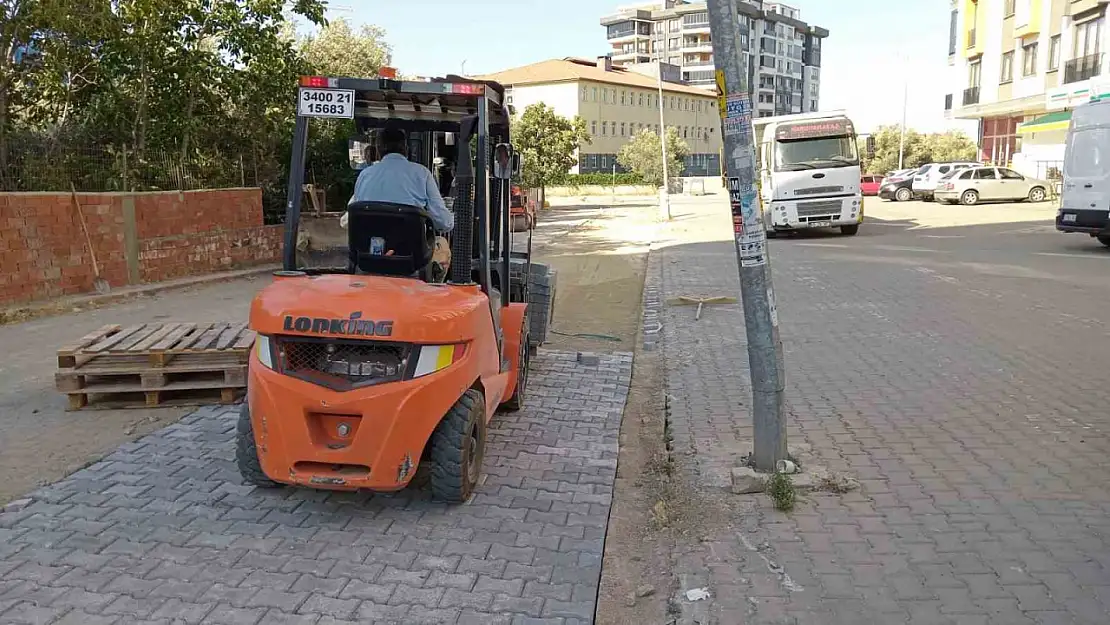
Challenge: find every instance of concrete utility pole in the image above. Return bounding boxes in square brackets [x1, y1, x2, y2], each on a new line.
[706, 0, 787, 471]
[898, 53, 908, 169]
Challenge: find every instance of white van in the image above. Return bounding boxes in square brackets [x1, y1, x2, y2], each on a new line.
[1057, 98, 1110, 247]
[912, 162, 979, 200]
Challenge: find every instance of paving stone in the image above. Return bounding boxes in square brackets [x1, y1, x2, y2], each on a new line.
[654, 201, 1110, 625]
[0, 351, 630, 624]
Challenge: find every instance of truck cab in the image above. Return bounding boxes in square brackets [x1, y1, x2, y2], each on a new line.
[754, 111, 864, 237]
[1057, 98, 1110, 248]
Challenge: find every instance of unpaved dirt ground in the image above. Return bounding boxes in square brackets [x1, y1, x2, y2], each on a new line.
[533, 197, 657, 353]
[0, 277, 271, 505]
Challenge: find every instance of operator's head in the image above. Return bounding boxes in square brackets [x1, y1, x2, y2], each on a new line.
[378, 127, 407, 157]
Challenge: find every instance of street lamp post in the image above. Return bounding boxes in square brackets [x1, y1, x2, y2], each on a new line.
[657, 30, 672, 220]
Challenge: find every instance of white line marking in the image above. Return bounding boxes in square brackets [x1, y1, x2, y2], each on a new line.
[874, 245, 941, 253]
[796, 243, 850, 248]
[1036, 252, 1110, 260]
[919, 235, 966, 239]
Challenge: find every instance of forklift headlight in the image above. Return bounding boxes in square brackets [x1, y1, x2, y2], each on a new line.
[255, 335, 275, 370]
[412, 344, 467, 378]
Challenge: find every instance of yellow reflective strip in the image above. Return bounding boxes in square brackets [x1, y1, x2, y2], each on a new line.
[435, 345, 455, 370]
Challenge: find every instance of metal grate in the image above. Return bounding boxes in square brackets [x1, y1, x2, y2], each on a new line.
[797, 200, 843, 217]
[794, 186, 844, 196]
[278, 338, 410, 391]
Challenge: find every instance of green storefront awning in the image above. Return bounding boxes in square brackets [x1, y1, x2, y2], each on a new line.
[1017, 111, 1072, 135]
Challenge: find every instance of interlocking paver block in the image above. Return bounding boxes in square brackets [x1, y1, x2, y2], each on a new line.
[0, 350, 631, 624]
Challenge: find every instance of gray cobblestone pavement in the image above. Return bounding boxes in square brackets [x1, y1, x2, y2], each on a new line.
[0, 350, 632, 625]
[655, 198, 1110, 624]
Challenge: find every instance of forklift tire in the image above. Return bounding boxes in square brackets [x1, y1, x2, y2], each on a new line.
[501, 323, 530, 412]
[429, 389, 486, 503]
[511, 214, 530, 232]
[236, 404, 280, 489]
[527, 264, 557, 351]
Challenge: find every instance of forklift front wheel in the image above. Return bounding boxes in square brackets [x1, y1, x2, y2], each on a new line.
[429, 389, 487, 503]
[236, 404, 281, 489]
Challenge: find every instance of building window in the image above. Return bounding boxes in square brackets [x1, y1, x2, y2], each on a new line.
[620, 122, 626, 136]
[601, 122, 607, 136]
[969, 60, 981, 87]
[1000, 51, 1014, 83]
[1049, 35, 1061, 71]
[1004, 0, 1015, 16]
[1023, 42, 1038, 76]
[591, 120, 597, 136]
[639, 93, 644, 106]
[1074, 17, 1103, 59]
[582, 86, 587, 101]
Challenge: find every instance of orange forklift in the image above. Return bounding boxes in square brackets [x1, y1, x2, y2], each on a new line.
[237, 74, 554, 502]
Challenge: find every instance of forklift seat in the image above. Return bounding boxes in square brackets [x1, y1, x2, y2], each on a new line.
[346, 201, 435, 277]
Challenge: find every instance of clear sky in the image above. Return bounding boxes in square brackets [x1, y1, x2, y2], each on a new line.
[328, 0, 977, 137]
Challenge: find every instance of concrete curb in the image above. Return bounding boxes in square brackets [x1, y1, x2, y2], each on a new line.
[0, 265, 280, 326]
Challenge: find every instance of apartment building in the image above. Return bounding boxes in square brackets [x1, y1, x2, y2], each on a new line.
[479, 57, 724, 175]
[945, 0, 1110, 178]
[600, 0, 827, 116]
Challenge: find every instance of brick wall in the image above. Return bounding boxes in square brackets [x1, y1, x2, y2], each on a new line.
[0, 189, 282, 306]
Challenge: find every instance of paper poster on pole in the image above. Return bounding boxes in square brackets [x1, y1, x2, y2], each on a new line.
[724, 93, 753, 137]
[716, 70, 728, 118]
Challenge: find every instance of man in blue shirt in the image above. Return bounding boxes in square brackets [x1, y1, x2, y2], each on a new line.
[345, 128, 454, 232]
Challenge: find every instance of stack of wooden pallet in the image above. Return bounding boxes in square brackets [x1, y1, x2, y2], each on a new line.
[56, 323, 256, 410]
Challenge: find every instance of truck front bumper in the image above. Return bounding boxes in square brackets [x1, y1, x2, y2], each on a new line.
[768, 196, 863, 231]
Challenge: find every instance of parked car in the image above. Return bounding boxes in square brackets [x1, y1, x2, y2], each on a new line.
[934, 166, 1051, 205]
[912, 162, 979, 200]
[860, 175, 883, 196]
[879, 173, 916, 202]
[881, 168, 915, 184]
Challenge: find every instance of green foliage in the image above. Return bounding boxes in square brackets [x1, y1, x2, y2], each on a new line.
[561, 172, 646, 187]
[863, 125, 979, 174]
[767, 471, 796, 512]
[0, 2, 406, 218]
[617, 128, 689, 188]
[512, 103, 592, 192]
[300, 18, 392, 79]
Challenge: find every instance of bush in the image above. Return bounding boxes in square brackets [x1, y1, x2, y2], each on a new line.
[561, 172, 646, 187]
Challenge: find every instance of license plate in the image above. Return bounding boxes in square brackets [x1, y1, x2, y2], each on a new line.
[808, 221, 832, 228]
[298, 88, 355, 119]
[1062, 213, 1077, 223]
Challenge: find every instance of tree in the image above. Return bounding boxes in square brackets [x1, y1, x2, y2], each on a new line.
[513, 103, 591, 204]
[617, 127, 689, 188]
[300, 18, 391, 78]
[863, 125, 979, 174]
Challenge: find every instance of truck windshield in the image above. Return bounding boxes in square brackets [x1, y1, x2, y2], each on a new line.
[775, 136, 859, 172]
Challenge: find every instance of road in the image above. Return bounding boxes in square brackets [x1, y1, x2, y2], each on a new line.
[656, 196, 1110, 624]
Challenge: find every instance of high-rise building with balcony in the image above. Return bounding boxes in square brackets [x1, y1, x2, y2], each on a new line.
[945, 0, 1110, 178]
[600, 0, 828, 116]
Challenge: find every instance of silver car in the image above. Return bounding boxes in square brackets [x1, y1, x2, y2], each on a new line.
[934, 166, 1051, 205]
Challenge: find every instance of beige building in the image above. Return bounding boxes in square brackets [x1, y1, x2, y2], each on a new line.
[480, 56, 724, 175]
[945, 0, 1109, 178]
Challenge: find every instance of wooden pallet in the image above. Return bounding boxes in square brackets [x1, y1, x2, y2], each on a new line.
[57, 323, 255, 410]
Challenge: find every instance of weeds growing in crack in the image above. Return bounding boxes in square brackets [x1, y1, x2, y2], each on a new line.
[767, 471, 796, 512]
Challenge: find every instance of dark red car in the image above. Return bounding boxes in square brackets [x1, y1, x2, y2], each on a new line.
[860, 175, 883, 196]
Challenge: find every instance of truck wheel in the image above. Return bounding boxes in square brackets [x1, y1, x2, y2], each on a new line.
[527, 263, 556, 352]
[895, 187, 912, 202]
[429, 389, 486, 503]
[501, 323, 530, 412]
[236, 404, 280, 489]
[840, 224, 860, 236]
[1098, 235, 1110, 248]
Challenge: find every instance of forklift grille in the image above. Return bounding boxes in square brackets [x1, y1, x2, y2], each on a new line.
[277, 337, 411, 391]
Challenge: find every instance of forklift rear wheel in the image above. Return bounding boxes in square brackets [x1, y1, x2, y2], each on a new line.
[511, 214, 530, 232]
[429, 389, 486, 503]
[236, 404, 280, 489]
[502, 323, 530, 412]
[527, 264, 556, 352]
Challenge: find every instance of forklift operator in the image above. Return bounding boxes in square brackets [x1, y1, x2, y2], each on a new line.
[345, 127, 454, 233]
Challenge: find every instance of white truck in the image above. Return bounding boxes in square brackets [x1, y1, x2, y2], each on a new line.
[1056, 97, 1110, 248]
[752, 110, 864, 237]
